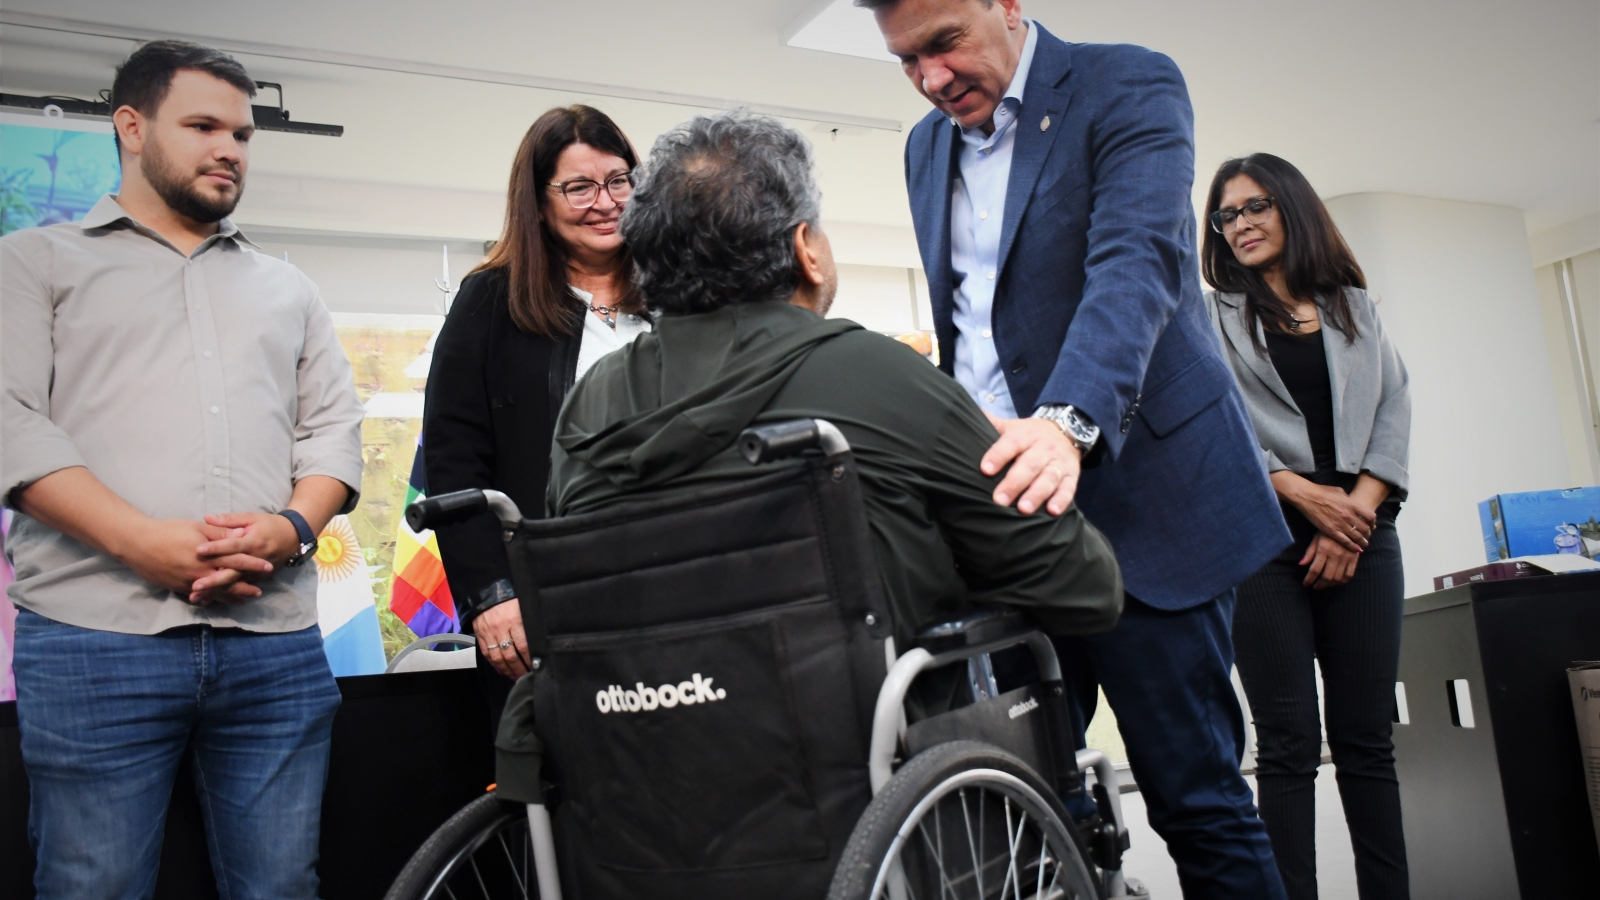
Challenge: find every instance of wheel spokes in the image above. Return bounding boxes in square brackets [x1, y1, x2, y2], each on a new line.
[959, 788, 986, 899]
[1001, 798, 1031, 900]
[467, 855, 492, 898]
[493, 827, 530, 899]
[872, 768, 1093, 900]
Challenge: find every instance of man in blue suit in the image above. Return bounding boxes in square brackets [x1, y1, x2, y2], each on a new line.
[862, 1, 1292, 896]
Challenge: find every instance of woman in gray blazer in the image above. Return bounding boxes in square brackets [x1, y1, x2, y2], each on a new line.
[1202, 153, 1411, 900]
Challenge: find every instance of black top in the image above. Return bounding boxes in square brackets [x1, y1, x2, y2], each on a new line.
[1265, 327, 1342, 547]
[422, 268, 582, 627]
[1261, 326, 1401, 550]
[1264, 328, 1336, 473]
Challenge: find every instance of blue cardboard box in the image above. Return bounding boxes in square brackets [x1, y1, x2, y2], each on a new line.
[1480, 487, 1600, 561]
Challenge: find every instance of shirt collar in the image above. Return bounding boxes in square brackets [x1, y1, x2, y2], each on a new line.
[1005, 19, 1039, 109]
[954, 19, 1038, 144]
[79, 193, 258, 250]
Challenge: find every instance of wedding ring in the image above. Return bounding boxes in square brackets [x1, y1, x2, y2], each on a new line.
[1045, 464, 1064, 480]
[497, 639, 514, 650]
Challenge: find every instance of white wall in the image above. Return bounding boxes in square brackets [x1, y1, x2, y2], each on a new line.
[230, 173, 930, 328]
[1532, 249, 1600, 485]
[829, 264, 933, 333]
[245, 231, 485, 317]
[1533, 263, 1595, 485]
[1325, 193, 1570, 596]
[244, 224, 933, 333]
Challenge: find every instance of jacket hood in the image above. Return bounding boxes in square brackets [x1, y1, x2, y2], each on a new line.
[555, 300, 859, 490]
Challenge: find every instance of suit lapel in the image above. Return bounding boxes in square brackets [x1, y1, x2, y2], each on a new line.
[995, 27, 1072, 275]
[920, 120, 958, 314]
[1323, 293, 1353, 423]
[1220, 299, 1300, 411]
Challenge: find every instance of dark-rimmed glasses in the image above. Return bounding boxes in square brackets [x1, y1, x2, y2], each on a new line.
[548, 173, 634, 209]
[1209, 196, 1275, 233]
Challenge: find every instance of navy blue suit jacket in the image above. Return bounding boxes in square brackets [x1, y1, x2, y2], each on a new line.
[905, 25, 1289, 609]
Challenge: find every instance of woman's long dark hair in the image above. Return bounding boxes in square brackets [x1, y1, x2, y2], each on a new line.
[1201, 153, 1364, 351]
[474, 105, 640, 337]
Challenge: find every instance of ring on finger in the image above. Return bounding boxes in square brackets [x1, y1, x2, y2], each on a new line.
[1044, 464, 1064, 479]
[497, 639, 514, 650]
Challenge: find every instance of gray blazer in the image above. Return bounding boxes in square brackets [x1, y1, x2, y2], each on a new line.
[1205, 288, 1411, 497]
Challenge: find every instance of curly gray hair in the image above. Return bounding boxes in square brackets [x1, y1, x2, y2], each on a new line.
[619, 110, 821, 315]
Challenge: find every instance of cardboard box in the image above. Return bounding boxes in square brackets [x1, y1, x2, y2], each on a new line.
[1479, 487, 1600, 562]
[1568, 662, 1600, 861]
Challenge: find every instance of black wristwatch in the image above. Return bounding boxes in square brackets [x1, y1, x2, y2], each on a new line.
[278, 509, 318, 567]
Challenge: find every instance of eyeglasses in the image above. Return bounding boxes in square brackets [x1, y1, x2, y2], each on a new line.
[548, 173, 634, 209]
[1209, 196, 1275, 234]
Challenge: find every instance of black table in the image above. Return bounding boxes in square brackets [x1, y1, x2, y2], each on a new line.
[1, 666, 493, 900]
[1394, 570, 1600, 898]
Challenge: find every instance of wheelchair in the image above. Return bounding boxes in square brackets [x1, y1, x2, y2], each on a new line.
[386, 419, 1138, 900]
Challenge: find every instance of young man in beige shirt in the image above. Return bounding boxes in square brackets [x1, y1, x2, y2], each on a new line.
[0, 40, 363, 898]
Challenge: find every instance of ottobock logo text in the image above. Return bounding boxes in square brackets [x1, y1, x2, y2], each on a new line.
[596, 673, 726, 714]
[1008, 697, 1040, 720]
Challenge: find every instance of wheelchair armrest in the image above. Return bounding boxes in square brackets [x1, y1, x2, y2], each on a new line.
[406, 489, 523, 531]
[737, 418, 850, 464]
[914, 607, 1034, 656]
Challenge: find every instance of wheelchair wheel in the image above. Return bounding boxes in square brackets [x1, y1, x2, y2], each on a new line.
[829, 740, 1102, 900]
[384, 792, 539, 900]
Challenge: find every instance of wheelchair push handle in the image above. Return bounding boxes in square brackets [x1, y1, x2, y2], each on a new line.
[405, 489, 524, 531]
[737, 418, 850, 465]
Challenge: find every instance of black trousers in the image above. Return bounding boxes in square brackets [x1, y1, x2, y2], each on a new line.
[1233, 516, 1410, 900]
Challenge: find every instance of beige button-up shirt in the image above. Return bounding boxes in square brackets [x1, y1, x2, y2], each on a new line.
[1, 195, 365, 634]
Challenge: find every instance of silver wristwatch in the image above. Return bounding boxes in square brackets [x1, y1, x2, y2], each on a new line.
[1033, 404, 1100, 455]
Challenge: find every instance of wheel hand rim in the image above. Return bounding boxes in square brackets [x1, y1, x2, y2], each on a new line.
[868, 768, 1087, 900]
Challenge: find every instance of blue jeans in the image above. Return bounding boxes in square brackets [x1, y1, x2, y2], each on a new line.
[1059, 591, 1287, 900]
[13, 609, 342, 900]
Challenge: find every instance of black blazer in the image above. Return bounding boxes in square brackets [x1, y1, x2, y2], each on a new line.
[423, 268, 581, 626]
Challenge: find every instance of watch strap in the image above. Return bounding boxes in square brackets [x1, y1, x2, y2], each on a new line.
[277, 510, 317, 566]
[1033, 404, 1100, 453]
[278, 509, 315, 545]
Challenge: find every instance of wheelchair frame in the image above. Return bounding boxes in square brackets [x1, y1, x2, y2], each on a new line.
[403, 418, 1133, 900]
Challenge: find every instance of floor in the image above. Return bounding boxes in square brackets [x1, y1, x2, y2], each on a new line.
[1118, 764, 1359, 899]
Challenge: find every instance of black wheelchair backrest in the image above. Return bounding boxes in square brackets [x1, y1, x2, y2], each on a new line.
[500, 421, 893, 899]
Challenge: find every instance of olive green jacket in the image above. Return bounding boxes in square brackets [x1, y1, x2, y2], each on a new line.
[549, 300, 1122, 644]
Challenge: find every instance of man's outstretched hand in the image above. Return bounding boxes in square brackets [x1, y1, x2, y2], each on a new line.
[980, 411, 1081, 516]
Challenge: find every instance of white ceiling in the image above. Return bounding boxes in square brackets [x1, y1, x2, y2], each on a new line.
[1, 0, 1596, 237]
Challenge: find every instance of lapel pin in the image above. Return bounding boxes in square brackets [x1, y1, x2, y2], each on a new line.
[1040, 116, 1051, 132]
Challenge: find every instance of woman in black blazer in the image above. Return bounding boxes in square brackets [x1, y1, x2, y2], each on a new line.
[423, 105, 648, 720]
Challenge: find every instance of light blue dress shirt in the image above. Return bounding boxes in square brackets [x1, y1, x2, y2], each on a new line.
[949, 19, 1038, 419]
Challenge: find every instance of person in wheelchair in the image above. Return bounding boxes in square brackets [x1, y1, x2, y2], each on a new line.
[392, 110, 1134, 900]
[549, 110, 1121, 655]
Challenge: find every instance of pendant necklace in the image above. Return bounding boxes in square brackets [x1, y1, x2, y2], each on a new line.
[589, 303, 620, 329]
[1287, 305, 1317, 332]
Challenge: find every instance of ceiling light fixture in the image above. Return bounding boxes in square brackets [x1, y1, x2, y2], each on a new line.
[0, 81, 345, 137]
[784, 0, 898, 63]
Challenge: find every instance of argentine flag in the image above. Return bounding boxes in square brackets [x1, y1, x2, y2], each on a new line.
[315, 514, 387, 676]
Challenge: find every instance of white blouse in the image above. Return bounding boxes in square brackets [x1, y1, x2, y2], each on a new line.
[571, 286, 651, 380]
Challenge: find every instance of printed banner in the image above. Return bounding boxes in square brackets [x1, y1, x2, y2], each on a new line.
[389, 434, 459, 640]
[315, 514, 386, 676]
